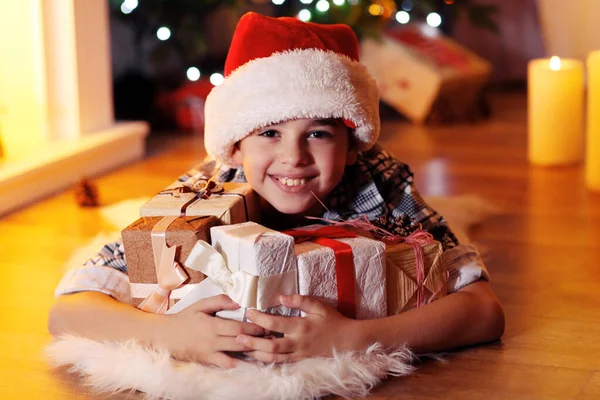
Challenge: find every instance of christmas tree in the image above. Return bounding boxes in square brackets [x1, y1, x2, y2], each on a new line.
[108, 0, 497, 127]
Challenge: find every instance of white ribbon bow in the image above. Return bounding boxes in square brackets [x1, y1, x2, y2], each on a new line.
[165, 240, 297, 315]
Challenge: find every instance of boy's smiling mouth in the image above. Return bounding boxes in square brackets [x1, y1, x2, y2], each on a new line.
[269, 174, 314, 191]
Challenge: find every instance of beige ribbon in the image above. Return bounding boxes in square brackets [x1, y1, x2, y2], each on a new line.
[137, 216, 189, 313]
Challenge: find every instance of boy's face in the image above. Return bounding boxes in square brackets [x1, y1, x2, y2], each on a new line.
[231, 118, 357, 215]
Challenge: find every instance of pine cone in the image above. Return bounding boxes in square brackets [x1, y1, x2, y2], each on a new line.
[74, 177, 99, 207]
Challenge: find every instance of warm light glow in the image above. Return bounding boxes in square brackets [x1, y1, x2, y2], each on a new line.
[0, 0, 47, 160]
[316, 0, 330, 12]
[333, 0, 345, 5]
[156, 27, 171, 41]
[368, 4, 384, 16]
[395, 11, 410, 24]
[298, 9, 312, 22]
[210, 73, 224, 86]
[300, 0, 314, 4]
[186, 67, 200, 82]
[550, 56, 562, 71]
[444, 0, 454, 4]
[426, 12, 442, 27]
[272, 0, 285, 5]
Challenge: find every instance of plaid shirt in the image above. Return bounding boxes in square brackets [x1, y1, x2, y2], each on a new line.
[55, 145, 487, 303]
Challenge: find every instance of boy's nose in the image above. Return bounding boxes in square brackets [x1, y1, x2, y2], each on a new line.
[279, 142, 309, 166]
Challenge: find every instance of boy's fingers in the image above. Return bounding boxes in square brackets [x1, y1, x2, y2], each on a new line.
[245, 310, 295, 333]
[192, 294, 240, 314]
[236, 335, 295, 354]
[280, 295, 325, 315]
[216, 319, 266, 337]
[215, 337, 254, 352]
[208, 352, 240, 369]
[247, 351, 296, 364]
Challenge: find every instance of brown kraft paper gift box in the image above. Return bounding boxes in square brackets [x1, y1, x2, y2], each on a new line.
[385, 241, 447, 315]
[121, 215, 219, 307]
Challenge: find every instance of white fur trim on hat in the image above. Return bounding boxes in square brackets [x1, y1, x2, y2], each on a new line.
[204, 48, 380, 165]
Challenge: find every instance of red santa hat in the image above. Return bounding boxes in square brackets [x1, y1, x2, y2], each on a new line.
[204, 12, 380, 165]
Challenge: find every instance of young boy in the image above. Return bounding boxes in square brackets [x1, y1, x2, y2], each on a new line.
[49, 12, 504, 368]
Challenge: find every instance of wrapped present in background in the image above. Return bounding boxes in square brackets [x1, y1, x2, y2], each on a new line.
[386, 238, 446, 315]
[287, 225, 387, 320]
[166, 222, 299, 321]
[140, 174, 260, 224]
[155, 79, 214, 134]
[121, 215, 219, 310]
[360, 24, 492, 124]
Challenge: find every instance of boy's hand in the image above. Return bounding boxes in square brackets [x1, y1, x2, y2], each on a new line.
[235, 295, 366, 363]
[158, 294, 265, 368]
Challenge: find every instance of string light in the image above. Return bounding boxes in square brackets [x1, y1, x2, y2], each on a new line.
[401, 0, 413, 11]
[316, 0, 330, 12]
[156, 27, 171, 41]
[272, 0, 285, 5]
[444, 0, 455, 4]
[210, 73, 225, 86]
[299, 0, 314, 3]
[124, 0, 138, 9]
[333, 0, 345, 5]
[395, 11, 410, 24]
[121, 3, 133, 14]
[368, 4, 384, 16]
[187, 67, 201, 82]
[426, 12, 442, 27]
[298, 9, 312, 22]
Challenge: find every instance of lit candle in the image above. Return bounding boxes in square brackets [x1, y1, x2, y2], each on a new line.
[587, 51, 600, 191]
[528, 56, 585, 165]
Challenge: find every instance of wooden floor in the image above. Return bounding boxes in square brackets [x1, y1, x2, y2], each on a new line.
[1, 92, 599, 399]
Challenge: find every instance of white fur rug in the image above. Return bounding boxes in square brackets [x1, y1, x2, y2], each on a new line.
[46, 336, 414, 400]
[47, 194, 498, 399]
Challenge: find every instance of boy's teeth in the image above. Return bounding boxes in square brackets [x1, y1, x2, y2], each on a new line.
[278, 177, 307, 186]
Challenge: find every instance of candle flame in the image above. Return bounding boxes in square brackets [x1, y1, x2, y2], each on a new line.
[550, 56, 562, 71]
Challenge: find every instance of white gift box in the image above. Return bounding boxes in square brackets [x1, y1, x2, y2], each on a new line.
[167, 223, 387, 321]
[292, 225, 387, 320]
[166, 222, 298, 321]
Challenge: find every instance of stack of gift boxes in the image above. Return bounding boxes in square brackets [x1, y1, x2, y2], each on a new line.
[121, 168, 448, 321]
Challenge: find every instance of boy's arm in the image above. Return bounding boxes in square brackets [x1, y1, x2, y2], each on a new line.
[48, 291, 265, 368]
[236, 280, 504, 362]
[357, 280, 504, 354]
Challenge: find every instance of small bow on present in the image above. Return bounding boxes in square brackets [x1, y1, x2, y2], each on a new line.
[138, 216, 189, 314]
[283, 226, 359, 319]
[163, 172, 224, 199]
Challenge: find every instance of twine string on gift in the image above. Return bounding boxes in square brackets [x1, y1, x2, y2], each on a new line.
[404, 231, 434, 308]
[305, 214, 437, 308]
[158, 175, 249, 220]
[138, 216, 189, 313]
[283, 226, 358, 319]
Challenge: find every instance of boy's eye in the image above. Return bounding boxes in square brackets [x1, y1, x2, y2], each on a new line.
[258, 130, 279, 138]
[308, 130, 333, 139]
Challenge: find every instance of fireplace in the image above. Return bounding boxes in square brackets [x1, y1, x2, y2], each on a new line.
[0, 0, 148, 215]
